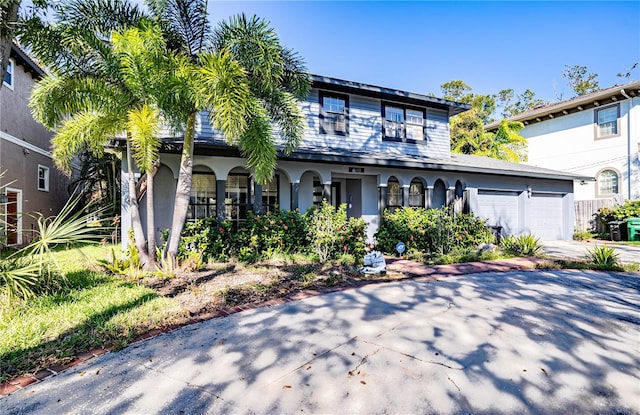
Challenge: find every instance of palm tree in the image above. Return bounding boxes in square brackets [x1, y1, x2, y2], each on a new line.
[23, 1, 160, 267]
[149, 1, 311, 260]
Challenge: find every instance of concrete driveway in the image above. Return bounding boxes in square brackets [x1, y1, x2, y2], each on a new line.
[542, 240, 640, 264]
[2, 269, 639, 414]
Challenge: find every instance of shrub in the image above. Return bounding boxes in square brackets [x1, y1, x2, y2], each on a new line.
[304, 201, 367, 263]
[176, 205, 365, 264]
[375, 207, 492, 256]
[586, 245, 620, 269]
[598, 200, 640, 224]
[501, 234, 542, 257]
[573, 228, 594, 241]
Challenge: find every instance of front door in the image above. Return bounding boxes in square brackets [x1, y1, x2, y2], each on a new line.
[5, 190, 20, 245]
[346, 179, 362, 218]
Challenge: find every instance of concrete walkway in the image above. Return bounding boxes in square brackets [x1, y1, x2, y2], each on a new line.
[2, 265, 638, 414]
[542, 240, 640, 264]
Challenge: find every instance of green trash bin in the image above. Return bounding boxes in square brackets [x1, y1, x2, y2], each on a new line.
[625, 218, 640, 242]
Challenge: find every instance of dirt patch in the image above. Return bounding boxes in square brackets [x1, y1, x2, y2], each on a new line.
[141, 259, 406, 318]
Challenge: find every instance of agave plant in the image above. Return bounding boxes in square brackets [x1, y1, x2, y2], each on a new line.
[501, 234, 543, 257]
[586, 245, 620, 269]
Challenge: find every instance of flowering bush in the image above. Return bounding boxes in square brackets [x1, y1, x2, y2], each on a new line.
[375, 207, 492, 255]
[178, 203, 367, 264]
[304, 201, 367, 262]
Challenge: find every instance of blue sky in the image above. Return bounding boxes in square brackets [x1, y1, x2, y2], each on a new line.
[208, 1, 640, 104]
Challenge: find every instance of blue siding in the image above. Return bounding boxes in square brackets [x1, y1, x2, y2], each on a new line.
[192, 88, 452, 159]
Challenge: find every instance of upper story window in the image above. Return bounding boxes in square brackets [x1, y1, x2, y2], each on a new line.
[3, 59, 14, 90]
[595, 104, 619, 139]
[38, 165, 49, 192]
[597, 169, 619, 197]
[319, 92, 349, 135]
[383, 103, 425, 143]
[188, 172, 216, 221]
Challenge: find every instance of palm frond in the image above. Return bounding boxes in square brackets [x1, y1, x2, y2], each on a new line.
[238, 115, 276, 185]
[148, 0, 210, 58]
[262, 89, 305, 154]
[128, 104, 161, 173]
[52, 111, 126, 174]
[30, 74, 131, 128]
[198, 51, 255, 142]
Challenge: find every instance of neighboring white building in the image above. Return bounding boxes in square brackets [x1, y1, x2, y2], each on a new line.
[121, 75, 589, 242]
[487, 81, 640, 202]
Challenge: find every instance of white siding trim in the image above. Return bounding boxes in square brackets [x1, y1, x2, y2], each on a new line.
[0, 131, 80, 170]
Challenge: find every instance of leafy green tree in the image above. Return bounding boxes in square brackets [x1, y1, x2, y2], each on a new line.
[563, 64, 600, 96]
[149, 2, 310, 261]
[23, 1, 158, 267]
[0, 0, 21, 88]
[441, 80, 527, 162]
[497, 88, 544, 118]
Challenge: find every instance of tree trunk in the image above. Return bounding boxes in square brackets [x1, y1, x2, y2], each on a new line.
[0, 0, 20, 88]
[126, 141, 150, 267]
[145, 168, 157, 269]
[166, 111, 196, 260]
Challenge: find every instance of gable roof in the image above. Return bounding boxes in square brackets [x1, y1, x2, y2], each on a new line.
[312, 74, 471, 117]
[485, 80, 640, 131]
[9, 42, 45, 79]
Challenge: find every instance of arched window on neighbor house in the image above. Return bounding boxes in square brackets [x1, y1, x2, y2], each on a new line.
[597, 169, 619, 197]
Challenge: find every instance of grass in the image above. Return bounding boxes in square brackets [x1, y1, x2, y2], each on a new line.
[0, 244, 184, 382]
[2, 243, 638, 384]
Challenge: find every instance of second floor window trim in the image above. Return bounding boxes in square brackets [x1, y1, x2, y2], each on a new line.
[3, 58, 14, 90]
[382, 102, 426, 143]
[594, 103, 620, 139]
[38, 165, 49, 192]
[319, 91, 349, 136]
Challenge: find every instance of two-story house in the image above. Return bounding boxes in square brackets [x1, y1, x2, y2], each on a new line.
[0, 43, 72, 246]
[121, 75, 589, 243]
[486, 81, 640, 203]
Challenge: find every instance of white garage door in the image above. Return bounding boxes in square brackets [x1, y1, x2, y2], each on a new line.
[530, 193, 564, 240]
[476, 190, 520, 235]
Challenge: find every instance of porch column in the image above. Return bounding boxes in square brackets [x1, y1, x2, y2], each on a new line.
[446, 187, 456, 207]
[379, 185, 388, 215]
[425, 187, 433, 209]
[253, 183, 263, 215]
[323, 183, 331, 204]
[291, 182, 299, 211]
[216, 179, 226, 224]
[402, 185, 410, 207]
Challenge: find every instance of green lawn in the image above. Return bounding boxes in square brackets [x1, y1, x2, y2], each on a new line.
[0, 245, 184, 382]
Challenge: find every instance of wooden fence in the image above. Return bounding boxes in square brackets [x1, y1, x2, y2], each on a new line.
[574, 199, 615, 233]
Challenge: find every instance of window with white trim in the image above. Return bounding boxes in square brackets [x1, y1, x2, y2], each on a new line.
[38, 165, 49, 191]
[597, 169, 619, 196]
[188, 173, 216, 221]
[320, 92, 348, 135]
[408, 179, 424, 207]
[387, 177, 402, 211]
[595, 105, 619, 138]
[383, 104, 425, 142]
[3, 59, 14, 89]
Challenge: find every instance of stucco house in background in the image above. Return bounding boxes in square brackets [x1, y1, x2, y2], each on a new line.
[0, 43, 72, 246]
[121, 75, 589, 244]
[486, 81, 640, 203]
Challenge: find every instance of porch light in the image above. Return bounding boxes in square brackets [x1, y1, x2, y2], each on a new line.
[0, 194, 7, 204]
[527, 186, 532, 198]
